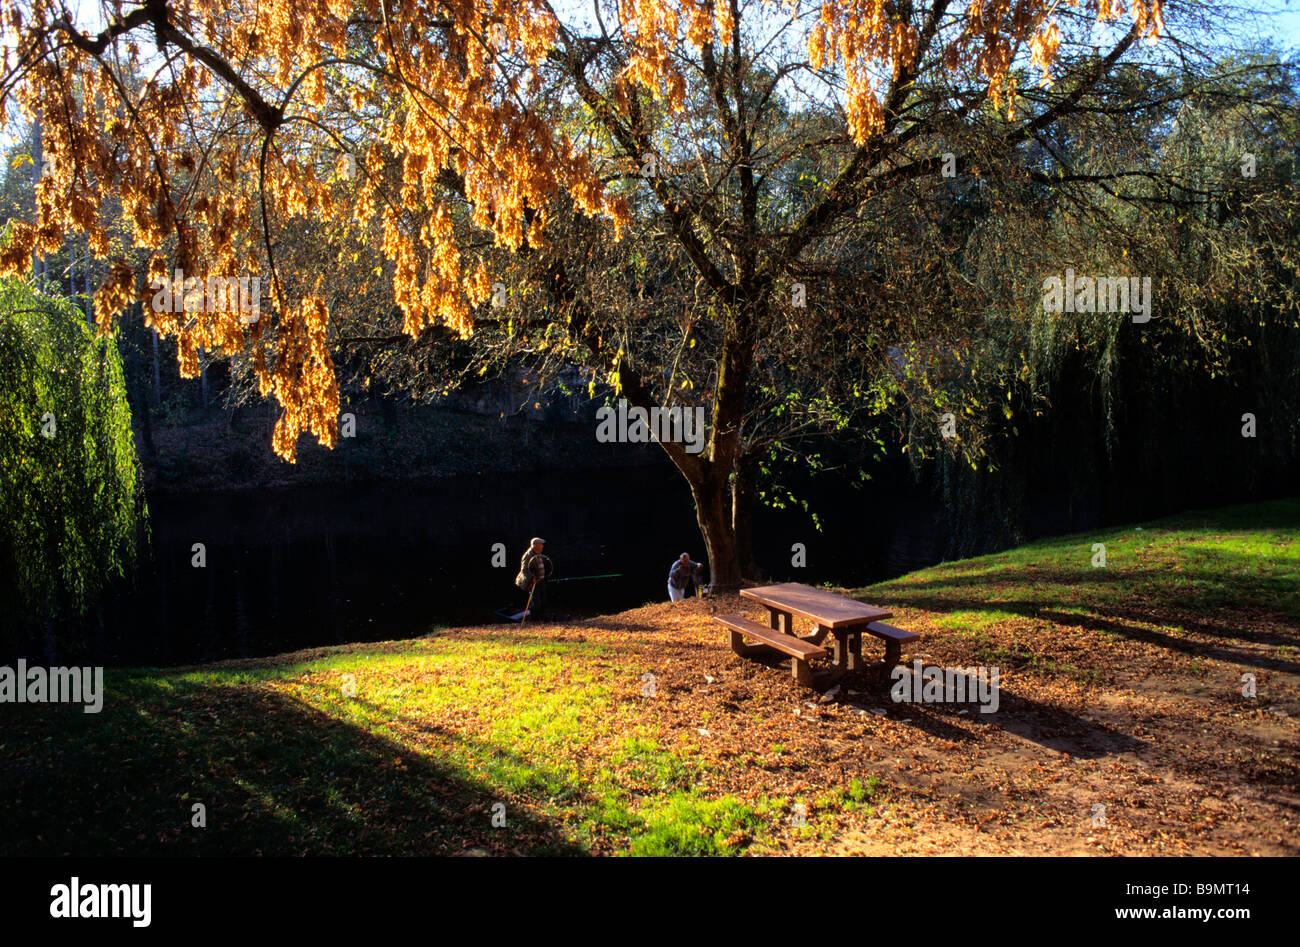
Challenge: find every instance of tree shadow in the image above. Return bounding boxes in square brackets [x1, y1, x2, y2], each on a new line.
[0, 675, 586, 856]
[866, 592, 1300, 674]
[832, 664, 1147, 758]
[568, 618, 666, 635]
[866, 552, 1300, 624]
[340, 691, 589, 807]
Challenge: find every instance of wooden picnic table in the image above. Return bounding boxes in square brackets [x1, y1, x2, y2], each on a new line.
[715, 582, 918, 687]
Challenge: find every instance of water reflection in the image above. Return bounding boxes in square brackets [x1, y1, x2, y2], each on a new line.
[75, 464, 945, 666]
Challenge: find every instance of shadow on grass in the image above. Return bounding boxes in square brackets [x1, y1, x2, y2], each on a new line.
[868, 552, 1300, 622]
[0, 674, 586, 856]
[568, 618, 666, 635]
[341, 692, 590, 807]
[864, 591, 1300, 675]
[832, 665, 1147, 758]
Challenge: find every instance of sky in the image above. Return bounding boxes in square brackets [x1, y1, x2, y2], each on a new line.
[2, 0, 1297, 151]
[22, 0, 1300, 46]
[1230, 0, 1300, 47]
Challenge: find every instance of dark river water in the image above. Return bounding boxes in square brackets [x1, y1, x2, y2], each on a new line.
[59, 462, 950, 667]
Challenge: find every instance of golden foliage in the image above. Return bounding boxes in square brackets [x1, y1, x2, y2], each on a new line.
[0, 0, 1162, 459]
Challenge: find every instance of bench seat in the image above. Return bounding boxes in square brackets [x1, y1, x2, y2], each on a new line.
[864, 621, 920, 643]
[715, 614, 827, 657]
[864, 621, 919, 665]
[716, 614, 826, 685]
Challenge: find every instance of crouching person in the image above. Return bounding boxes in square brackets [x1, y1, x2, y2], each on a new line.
[668, 552, 704, 602]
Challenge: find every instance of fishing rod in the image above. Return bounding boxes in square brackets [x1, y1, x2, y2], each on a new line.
[548, 573, 624, 583]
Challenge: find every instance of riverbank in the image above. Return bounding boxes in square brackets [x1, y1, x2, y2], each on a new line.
[3, 499, 1296, 855]
[142, 401, 667, 494]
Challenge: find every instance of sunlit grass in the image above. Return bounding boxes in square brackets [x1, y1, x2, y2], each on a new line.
[3, 630, 767, 855]
[865, 498, 1300, 621]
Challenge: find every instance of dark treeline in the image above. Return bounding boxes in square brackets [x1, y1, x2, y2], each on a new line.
[932, 322, 1300, 558]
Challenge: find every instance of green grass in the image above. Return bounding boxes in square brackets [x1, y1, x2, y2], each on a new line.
[1, 632, 762, 856]
[623, 794, 764, 856]
[861, 498, 1300, 627]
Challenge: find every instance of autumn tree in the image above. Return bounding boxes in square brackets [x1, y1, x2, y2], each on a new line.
[6, 0, 1271, 587]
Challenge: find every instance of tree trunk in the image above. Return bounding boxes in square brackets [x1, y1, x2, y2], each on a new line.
[678, 460, 763, 590]
[688, 471, 742, 590]
[657, 298, 764, 590]
[551, 236, 766, 590]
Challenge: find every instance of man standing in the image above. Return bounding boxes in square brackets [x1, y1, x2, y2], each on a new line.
[516, 537, 552, 619]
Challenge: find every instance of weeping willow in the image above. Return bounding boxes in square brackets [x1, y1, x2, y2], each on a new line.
[0, 278, 144, 651]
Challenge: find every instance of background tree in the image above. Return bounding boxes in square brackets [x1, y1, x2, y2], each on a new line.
[7, 0, 1290, 587]
[0, 277, 144, 654]
[919, 45, 1300, 553]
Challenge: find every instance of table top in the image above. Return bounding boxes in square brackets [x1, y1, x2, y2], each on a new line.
[741, 582, 892, 629]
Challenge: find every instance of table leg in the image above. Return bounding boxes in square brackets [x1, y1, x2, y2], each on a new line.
[768, 608, 792, 636]
[831, 631, 852, 674]
[803, 623, 832, 646]
[729, 629, 776, 657]
[791, 657, 813, 687]
[849, 631, 863, 670]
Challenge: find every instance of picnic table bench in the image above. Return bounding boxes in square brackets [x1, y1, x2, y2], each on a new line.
[715, 582, 919, 687]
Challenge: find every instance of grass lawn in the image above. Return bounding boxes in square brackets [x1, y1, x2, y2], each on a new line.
[3, 499, 1297, 855]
